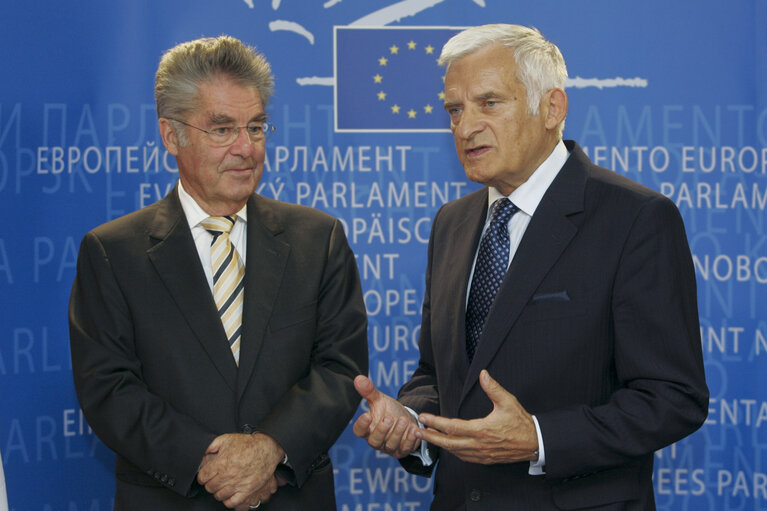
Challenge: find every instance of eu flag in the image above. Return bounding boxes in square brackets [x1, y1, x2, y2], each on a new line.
[334, 26, 462, 133]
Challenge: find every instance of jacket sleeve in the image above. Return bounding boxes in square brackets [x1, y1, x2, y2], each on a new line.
[254, 219, 369, 487]
[69, 231, 216, 496]
[536, 196, 708, 479]
[396, 206, 444, 477]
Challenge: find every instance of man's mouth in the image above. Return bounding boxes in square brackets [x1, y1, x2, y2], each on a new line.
[465, 145, 491, 157]
[223, 164, 256, 173]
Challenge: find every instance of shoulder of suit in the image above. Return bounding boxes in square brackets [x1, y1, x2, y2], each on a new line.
[251, 194, 339, 227]
[437, 187, 486, 214]
[571, 146, 670, 211]
[87, 195, 170, 242]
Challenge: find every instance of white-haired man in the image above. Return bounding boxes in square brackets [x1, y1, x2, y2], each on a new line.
[354, 24, 707, 510]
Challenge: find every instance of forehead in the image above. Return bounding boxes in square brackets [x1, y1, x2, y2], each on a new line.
[444, 44, 519, 96]
[194, 77, 264, 120]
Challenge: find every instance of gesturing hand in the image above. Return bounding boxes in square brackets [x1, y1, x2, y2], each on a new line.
[352, 375, 421, 458]
[198, 433, 284, 508]
[416, 370, 539, 464]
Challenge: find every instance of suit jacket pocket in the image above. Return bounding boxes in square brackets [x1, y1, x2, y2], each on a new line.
[519, 291, 584, 323]
[552, 465, 640, 510]
[268, 302, 317, 333]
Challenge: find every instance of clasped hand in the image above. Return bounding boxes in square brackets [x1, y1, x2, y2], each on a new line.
[353, 370, 539, 465]
[197, 432, 285, 510]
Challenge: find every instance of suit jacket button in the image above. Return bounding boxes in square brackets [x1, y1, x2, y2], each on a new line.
[469, 489, 481, 502]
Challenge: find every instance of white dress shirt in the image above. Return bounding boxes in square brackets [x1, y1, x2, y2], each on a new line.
[177, 180, 248, 293]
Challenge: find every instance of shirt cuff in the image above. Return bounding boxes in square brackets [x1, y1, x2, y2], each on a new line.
[404, 406, 433, 466]
[528, 415, 546, 475]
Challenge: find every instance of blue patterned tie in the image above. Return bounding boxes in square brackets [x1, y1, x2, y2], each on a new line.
[465, 198, 518, 361]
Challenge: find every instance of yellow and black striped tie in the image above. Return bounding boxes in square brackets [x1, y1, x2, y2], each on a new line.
[201, 216, 244, 365]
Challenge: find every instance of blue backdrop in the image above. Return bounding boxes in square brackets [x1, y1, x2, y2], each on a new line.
[1, 1, 766, 510]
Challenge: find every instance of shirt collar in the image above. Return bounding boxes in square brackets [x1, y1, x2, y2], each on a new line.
[487, 139, 569, 217]
[177, 180, 248, 229]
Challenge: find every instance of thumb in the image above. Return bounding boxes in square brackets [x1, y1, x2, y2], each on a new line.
[204, 435, 224, 455]
[479, 369, 512, 407]
[354, 374, 380, 402]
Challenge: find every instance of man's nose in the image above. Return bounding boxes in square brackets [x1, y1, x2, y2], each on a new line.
[455, 108, 484, 140]
[229, 127, 256, 156]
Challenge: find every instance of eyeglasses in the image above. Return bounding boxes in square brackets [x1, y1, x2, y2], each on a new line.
[169, 118, 276, 145]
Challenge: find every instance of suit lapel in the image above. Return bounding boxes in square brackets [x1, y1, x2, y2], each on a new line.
[146, 187, 238, 391]
[459, 142, 588, 404]
[236, 194, 291, 401]
[439, 190, 489, 409]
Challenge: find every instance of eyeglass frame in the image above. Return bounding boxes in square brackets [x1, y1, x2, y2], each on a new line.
[168, 118, 276, 145]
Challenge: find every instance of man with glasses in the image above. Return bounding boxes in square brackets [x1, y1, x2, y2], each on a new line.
[69, 36, 367, 510]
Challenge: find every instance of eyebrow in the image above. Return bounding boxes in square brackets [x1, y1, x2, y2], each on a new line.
[207, 112, 268, 124]
[443, 91, 506, 111]
[475, 91, 504, 101]
[443, 100, 461, 112]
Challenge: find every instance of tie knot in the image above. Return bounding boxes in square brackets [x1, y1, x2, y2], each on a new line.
[201, 216, 236, 237]
[490, 198, 517, 227]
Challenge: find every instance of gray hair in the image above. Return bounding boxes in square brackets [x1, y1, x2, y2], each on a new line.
[439, 24, 567, 137]
[155, 35, 274, 145]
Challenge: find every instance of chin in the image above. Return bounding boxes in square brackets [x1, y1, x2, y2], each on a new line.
[463, 168, 492, 186]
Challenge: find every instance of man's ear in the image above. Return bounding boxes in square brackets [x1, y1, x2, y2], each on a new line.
[158, 118, 180, 156]
[543, 88, 568, 131]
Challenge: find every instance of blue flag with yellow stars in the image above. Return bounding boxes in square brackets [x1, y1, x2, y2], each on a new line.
[334, 26, 462, 132]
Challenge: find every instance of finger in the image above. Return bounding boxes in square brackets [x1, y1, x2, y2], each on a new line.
[198, 464, 219, 486]
[198, 437, 226, 483]
[383, 416, 409, 452]
[216, 485, 238, 505]
[366, 415, 394, 450]
[354, 374, 379, 402]
[395, 421, 422, 457]
[204, 435, 225, 455]
[223, 490, 248, 509]
[264, 476, 278, 495]
[417, 425, 479, 453]
[418, 413, 477, 437]
[352, 412, 372, 438]
[403, 423, 422, 454]
[479, 370, 513, 407]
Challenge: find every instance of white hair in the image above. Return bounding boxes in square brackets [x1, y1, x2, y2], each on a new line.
[439, 24, 568, 137]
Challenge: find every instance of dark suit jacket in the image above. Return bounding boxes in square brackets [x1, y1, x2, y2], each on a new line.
[398, 141, 708, 510]
[69, 187, 368, 510]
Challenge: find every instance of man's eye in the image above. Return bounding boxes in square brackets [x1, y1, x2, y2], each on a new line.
[448, 107, 462, 116]
[485, 101, 497, 107]
[247, 125, 263, 134]
[213, 127, 233, 136]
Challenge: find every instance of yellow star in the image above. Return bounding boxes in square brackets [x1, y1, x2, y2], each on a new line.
[377, 91, 387, 101]
[424, 104, 434, 114]
[438, 91, 445, 100]
[425, 45, 434, 54]
[391, 104, 401, 114]
[407, 40, 417, 50]
[389, 44, 399, 54]
[378, 56, 388, 66]
[408, 109, 417, 119]
[373, 74, 383, 83]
